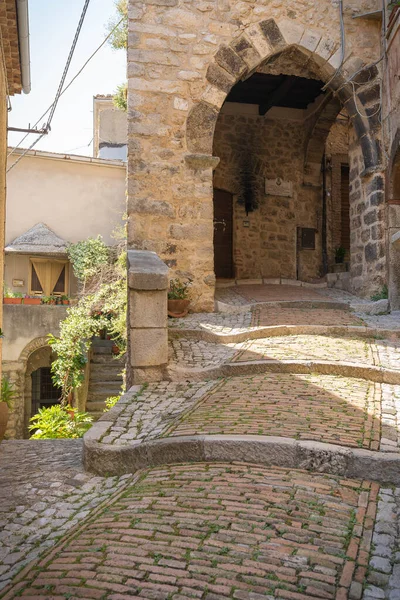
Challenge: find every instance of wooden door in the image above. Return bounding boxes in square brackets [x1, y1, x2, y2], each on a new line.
[340, 165, 350, 251]
[213, 189, 234, 279]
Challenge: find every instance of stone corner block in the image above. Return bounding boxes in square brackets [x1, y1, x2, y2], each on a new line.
[130, 328, 168, 367]
[128, 250, 169, 291]
[184, 153, 220, 171]
[130, 289, 167, 328]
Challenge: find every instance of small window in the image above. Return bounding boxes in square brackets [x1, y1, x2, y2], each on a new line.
[299, 228, 316, 250]
[29, 259, 68, 296]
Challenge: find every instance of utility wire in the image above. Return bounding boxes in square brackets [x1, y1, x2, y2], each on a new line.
[8, 15, 124, 160]
[7, 0, 98, 171]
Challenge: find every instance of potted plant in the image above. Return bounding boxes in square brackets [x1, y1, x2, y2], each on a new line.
[168, 278, 192, 318]
[41, 295, 51, 305]
[3, 287, 23, 304]
[335, 247, 346, 264]
[61, 295, 70, 305]
[23, 295, 41, 305]
[0, 376, 14, 440]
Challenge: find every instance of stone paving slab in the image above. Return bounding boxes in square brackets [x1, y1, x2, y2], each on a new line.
[0, 463, 384, 600]
[0, 440, 133, 592]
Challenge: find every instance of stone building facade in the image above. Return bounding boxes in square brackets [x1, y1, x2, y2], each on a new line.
[127, 0, 395, 311]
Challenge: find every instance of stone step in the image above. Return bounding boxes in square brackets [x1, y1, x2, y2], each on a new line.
[87, 389, 120, 403]
[88, 381, 122, 392]
[91, 355, 124, 364]
[86, 401, 106, 412]
[92, 338, 114, 347]
[89, 368, 123, 382]
[92, 346, 114, 355]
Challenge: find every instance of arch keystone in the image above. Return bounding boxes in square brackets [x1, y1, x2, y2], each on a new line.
[276, 19, 304, 46]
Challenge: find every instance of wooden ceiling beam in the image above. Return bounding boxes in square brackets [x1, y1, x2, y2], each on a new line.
[258, 75, 298, 116]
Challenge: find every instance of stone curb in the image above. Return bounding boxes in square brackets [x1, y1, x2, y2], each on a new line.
[83, 431, 400, 484]
[168, 325, 400, 344]
[167, 359, 400, 384]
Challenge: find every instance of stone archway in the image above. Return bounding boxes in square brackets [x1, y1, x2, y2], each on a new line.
[184, 19, 385, 299]
[5, 337, 56, 439]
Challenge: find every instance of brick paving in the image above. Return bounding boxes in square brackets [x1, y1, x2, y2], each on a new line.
[0, 463, 380, 600]
[168, 374, 383, 450]
[252, 306, 364, 328]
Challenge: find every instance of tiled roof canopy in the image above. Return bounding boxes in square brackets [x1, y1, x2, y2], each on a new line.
[5, 223, 68, 255]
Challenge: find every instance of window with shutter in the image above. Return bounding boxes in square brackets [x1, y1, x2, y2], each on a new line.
[29, 259, 69, 296]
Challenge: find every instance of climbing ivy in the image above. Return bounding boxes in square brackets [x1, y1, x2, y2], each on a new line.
[49, 236, 127, 404]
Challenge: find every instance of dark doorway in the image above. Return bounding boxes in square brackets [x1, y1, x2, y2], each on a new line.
[340, 164, 350, 252]
[213, 188, 234, 279]
[31, 367, 60, 416]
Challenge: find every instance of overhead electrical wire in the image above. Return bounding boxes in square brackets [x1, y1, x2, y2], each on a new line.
[7, 0, 100, 173]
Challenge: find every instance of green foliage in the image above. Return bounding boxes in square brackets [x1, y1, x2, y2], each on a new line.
[67, 236, 109, 286]
[334, 246, 346, 263]
[371, 284, 388, 302]
[1, 377, 15, 408]
[3, 284, 23, 298]
[113, 82, 127, 112]
[49, 235, 127, 403]
[104, 395, 121, 412]
[168, 278, 192, 300]
[107, 0, 127, 50]
[29, 405, 92, 439]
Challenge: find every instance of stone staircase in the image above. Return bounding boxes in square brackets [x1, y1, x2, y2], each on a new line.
[86, 339, 124, 420]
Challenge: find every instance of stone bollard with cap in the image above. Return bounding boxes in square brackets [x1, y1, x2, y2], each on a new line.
[127, 250, 169, 385]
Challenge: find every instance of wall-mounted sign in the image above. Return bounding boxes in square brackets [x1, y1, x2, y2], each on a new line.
[12, 279, 24, 287]
[265, 177, 293, 198]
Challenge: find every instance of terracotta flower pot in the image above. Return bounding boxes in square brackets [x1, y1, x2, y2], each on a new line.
[168, 298, 190, 318]
[62, 300, 69, 305]
[0, 403, 8, 440]
[24, 297, 41, 305]
[3, 297, 22, 304]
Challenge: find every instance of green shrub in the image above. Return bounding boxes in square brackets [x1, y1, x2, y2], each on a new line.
[1, 377, 15, 408]
[168, 278, 192, 300]
[29, 405, 92, 439]
[104, 395, 120, 412]
[371, 285, 388, 302]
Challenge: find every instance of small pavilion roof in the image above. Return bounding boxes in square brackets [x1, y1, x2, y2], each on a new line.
[5, 223, 68, 256]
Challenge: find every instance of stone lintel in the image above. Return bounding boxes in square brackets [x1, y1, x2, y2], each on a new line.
[128, 250, 169, 291]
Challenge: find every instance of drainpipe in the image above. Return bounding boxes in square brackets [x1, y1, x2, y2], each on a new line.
[321, 155, 328, 276]
[16, 0, 31, 94]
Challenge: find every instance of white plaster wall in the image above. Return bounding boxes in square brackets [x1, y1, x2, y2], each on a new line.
[6, 153, 126, 246]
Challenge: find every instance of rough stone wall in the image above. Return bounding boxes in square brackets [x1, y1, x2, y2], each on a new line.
[213, 108, 322, 280]
[127, 0, 384, 310]
[325, 119, 350, 265]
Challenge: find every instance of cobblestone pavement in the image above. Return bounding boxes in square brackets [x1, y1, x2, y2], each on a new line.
[215, 284, 367, 306]
[252, 306, 364, 327]
[168, 374, 382, 450]
[0, 462, 389, 600]
[0, 440, 133, 592]
[168, 335, 400, 375]
[98, 375, 400, 453]
[169, 310, 255, 335]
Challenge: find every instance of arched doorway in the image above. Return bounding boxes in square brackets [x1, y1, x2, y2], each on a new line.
[24, 345, 60, 436]
[211, 48, 352, 284]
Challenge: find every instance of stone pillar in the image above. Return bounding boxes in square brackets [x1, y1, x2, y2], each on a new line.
[127, 250, 169, 385]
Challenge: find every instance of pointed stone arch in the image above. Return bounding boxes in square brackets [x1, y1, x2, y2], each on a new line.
[186, 18, 382, 176]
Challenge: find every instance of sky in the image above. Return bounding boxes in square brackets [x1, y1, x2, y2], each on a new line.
[7, 0, 126, 157]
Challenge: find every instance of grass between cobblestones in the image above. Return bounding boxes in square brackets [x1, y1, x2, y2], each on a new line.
[0, 463, 378, 600]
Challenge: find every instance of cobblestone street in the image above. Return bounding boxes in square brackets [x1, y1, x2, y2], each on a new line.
[3, 291, 400, 599]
